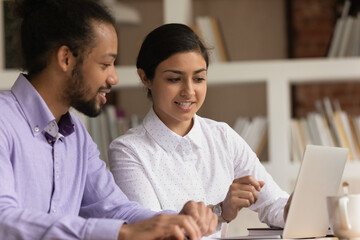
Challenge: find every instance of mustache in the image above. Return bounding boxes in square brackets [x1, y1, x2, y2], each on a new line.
[99, 84, 112, 91]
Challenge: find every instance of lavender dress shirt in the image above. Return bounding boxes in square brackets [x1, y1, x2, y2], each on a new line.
[0, 74, 158, 239]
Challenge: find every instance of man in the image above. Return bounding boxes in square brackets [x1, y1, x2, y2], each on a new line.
[0, 0, 217, 239]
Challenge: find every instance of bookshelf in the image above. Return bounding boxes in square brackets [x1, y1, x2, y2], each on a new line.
[2, 58, 360, 192]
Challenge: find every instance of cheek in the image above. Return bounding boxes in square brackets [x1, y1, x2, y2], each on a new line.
[197, 85, 207, 99]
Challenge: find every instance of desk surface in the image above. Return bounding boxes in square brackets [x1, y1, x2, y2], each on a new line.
[206, 237, 337, 240]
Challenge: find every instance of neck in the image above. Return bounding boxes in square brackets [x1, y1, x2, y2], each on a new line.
[170, 119, 194, 137]
[29, 71, 69, 123]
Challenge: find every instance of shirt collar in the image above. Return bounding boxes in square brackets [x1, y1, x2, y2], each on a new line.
[143, 107, 203, 153]
[11, 73, 74, 137]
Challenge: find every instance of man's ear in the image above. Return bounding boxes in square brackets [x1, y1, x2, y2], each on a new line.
[137, 68, 152, 89]
[56, 45, 76, 72]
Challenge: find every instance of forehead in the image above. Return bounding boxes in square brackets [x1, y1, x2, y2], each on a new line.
[86, 21, 118, 57]
[158, 51, 207, 69]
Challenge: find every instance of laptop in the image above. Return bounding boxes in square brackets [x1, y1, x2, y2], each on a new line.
[282, 145, 348, 239]
[217, 145, 348, 240]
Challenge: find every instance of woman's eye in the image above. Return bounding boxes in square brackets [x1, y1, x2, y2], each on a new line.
[168, 78, 180, 82]
[194, 77, 205, 82]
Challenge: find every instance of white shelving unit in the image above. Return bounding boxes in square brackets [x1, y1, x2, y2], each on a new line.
[2, 58, 360, 192]
[206, 58, 360, 192]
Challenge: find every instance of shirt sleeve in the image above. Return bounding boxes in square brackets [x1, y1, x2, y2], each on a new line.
[228, 125, 289, 228]
[108, 138, 163, 211]
[80, 136, 159, 222]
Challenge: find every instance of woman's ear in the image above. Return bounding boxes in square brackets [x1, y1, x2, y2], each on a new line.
[137, 68, 152, 89]
[56, 45, 76, 72]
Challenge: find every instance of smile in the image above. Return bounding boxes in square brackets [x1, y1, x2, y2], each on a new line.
[176, 102, 193, 107]
[98, 89, 110, 105]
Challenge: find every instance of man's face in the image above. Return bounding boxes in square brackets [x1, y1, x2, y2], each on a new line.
[65, 22, 118, 117]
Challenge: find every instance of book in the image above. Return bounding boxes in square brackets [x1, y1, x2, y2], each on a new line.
[333, 111, 354, 160]
[233, 116, 268, 158]
[104, 105, 119, 141]
[323, 97, 341, 146]
[233, 116, 250, 136]
[255, 127, 268, 158]
[244, 117, 267, 155]
[338, 110, 358, 160]
[195, 16, 227, 63]
[290, 119, 303, 162]
[348, 116, 360, 159]
[89, 116, 105, 161]
[338, 16, 355, 57]
[209, 17, 228, 62]
[98, 112, 110, 166]
[299, 118, 313, 146]
[247, 227, 283, 237]
[352, 12, 360, 56]
[327, 17, 346, 57]
[327, 0, 351, 57]
[306, 113, 322, 145]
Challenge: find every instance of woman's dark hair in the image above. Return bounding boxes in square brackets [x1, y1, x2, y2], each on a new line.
[136, 23, 209, 98]
[13, 0, 115, 77]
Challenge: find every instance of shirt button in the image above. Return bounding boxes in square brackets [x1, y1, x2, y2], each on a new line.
[34, 126, 39, 132]
[52, 207, 56, 213]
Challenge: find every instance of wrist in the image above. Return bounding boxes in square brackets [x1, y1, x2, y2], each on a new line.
[118, 223, 129, 240]
[212, 202, 230, 223]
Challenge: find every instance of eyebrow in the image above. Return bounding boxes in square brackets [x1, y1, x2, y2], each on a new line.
[103, 53, 117, 59]
[163, 68, 207, 75]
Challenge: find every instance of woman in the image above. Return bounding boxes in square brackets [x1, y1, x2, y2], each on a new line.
[109, 23, 289, 233]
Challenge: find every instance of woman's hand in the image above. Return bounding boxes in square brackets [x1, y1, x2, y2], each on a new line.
[221, 175, 265, 222]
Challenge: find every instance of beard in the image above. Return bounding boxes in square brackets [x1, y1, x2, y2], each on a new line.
[64, 61, 103, 117]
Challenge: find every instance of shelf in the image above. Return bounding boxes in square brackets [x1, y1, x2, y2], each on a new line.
[0, 66, 142, 90]
[0, 70, 18, 90]
[207, 58, 360, 84]
[2, 58, 360, 193]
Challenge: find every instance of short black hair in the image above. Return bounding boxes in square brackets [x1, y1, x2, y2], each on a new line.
[13, 0, 115, 76]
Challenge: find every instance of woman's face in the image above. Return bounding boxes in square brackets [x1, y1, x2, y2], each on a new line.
[145, 51, 207, 135]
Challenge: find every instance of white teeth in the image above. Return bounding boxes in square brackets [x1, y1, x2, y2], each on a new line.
[99, 92, 106, 96]
[178, 102, 191, 107]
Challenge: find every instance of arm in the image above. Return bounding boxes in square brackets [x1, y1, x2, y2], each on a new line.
[222, 126, 289, 227]
[0, 136, 124, 239]
[80, 140, 158, 223]
[108, 139, 162, 211]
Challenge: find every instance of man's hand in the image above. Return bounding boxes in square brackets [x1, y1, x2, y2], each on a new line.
[221, 175, 265, 222]
[118, 213, 201, 240]
[283, 192, 293, 222]
[179, 200, 218, 236]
